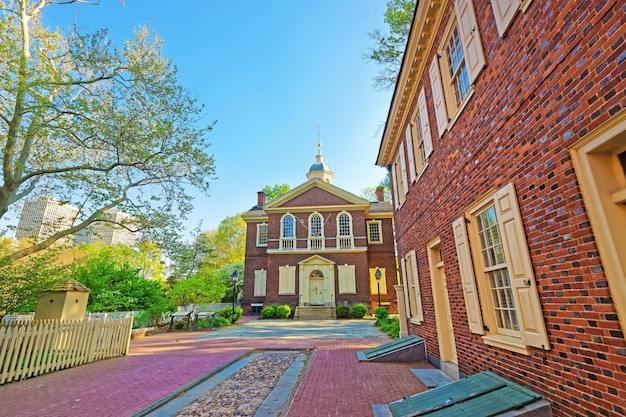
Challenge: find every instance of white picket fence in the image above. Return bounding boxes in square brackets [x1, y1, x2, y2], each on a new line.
[0, 316, 133, 385]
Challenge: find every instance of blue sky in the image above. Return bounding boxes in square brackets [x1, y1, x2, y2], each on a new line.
[40, 1, 393, 233]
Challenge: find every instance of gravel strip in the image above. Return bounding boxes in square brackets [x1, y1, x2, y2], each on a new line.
[176, 352, 300, 417]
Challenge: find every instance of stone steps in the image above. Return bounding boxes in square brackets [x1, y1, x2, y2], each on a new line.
[294, 306, 336, 320]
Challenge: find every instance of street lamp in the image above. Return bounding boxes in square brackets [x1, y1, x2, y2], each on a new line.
[231, 270, 239, 324]
[375, 268, 382, 308]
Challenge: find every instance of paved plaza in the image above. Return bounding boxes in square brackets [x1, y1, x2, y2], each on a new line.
[0, 318, 433, 417]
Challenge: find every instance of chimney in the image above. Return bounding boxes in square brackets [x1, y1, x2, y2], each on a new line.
[257, 191, 267, 207]
[375, 187, 384, 203]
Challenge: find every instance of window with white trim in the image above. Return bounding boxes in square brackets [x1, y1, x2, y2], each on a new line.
[401, 250, 424, 323]
[431, 0, 485, 137]
[280, 213, 295, 250]
[406, 88, 434, 181]
[392, 146, 408, 208]
[256, 223, 268, 247]
[453, 183, 550, 354]
[253, 269, 266, 296]
[367, 220, 383, 244]
[308, 212, 324, 250]
[336, 211, 354, 249]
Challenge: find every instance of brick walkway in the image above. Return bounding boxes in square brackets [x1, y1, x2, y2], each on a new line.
[0, 318, 432, 417]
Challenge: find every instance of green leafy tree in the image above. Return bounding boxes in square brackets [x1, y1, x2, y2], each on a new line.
[261, 183, 291, 202]
[201, 214, 246, 270]
[167, 222, 214, 284]
[71, 253, 171, 314]
[167, 269, 227, 310]
[216, 262, 243, 304]
[363, 0, 416, 90]
[0, 251, 69, 319]
[0, 1, 216, 261]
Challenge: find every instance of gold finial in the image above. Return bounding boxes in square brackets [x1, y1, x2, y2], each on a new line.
[316, 126, 322, 154]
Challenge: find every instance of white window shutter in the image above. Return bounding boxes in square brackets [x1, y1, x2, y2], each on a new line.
[254, 269, 267, 296]
[408, 250, 424, 322]
[405, 125, 416, 181]
[400, 256, 414, 318]
[399, 146, 409, 195]
[455, 0, 486, 85]
[452, 216, 484, 334]
[429, 58, 448, 137]
[494, 183, 550, 349]
[418, 88, 433, 158]
[278, 265, 296, 295]
[491, 0, 520, 37]
[390, 165, 400, 209]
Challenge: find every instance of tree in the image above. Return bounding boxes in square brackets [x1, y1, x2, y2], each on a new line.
[363, 0, 416, 91]
[261, 183, 291, 202]
[71, 253, 171, 314]
[361, 176, 392, 202]
[0, 251, 69, 319]
[166, 222, 214, 283]
[0, 1, 216, 261]
[167, 269, 227, 310]
[201, 214, 245, 270]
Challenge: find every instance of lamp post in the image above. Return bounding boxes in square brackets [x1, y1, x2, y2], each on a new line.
[375, 268, 382, 308]
[231, 270, 239, 324]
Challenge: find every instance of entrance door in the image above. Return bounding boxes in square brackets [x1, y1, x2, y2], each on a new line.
[309, 277, 325, 305]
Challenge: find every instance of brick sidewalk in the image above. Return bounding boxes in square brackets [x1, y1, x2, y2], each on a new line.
[0, 320, 432, 417]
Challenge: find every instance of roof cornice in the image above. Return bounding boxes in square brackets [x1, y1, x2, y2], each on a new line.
[376, 0, 446, 167]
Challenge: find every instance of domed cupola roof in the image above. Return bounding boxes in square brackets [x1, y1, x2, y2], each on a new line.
[306, 138, 334, 184]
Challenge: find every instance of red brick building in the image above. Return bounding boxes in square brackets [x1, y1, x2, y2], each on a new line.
[241, 146, 397, 319]
[376, 1, 625, 416]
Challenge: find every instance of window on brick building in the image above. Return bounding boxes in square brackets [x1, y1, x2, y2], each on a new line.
[256, 223, 268, 247]
[367, 220, 383, 244]
[279, 265, 296, 295]
[338, 264, 356, 294]
[337, 211, 353, 249]
[280, 213, 295, 250]
[391, 146, 408, 208]
[406, 88, 434, 182]
[401, 250, 424, 323]
[453, 182, 550, 355]
[491, 0, 534, 37]
[308, 212, 324, 250]
[253, 269, 266, 296]
[430, 0, 485, 137]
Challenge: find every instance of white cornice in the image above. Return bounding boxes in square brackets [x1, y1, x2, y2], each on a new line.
[377, 0, 446, 167]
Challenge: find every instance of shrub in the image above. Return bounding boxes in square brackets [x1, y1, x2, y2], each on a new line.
[373, 306, 390, 322]
[275, 304, 291, 319]
[174, 321, 185, 330]
[132, 311, 149, 329]
[196, 318, 211, 329]
[212, 317, 230, 328]
[351, 304, 367, 318]
[378, 316, 400, 338]
[336, 305, 350, 319]
[261, 305, 277, 319]
[217, 307, 243, 323]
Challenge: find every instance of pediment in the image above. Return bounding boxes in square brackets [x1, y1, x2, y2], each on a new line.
[265, 178, 369, 212]
[298, 254, 335, 266]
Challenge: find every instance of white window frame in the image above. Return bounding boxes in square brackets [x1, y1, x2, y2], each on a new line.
[280, 213, 296, 250]
[256, 223, 268, 247]
[366, 220, 383, 244]
[308, 212, 325, 250]
[453, 183, 550, 355]
[430, 0, 486, 136]
[336, 211, 354, 249]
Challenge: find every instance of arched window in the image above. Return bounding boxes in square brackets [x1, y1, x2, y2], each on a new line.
[308, 212, 324, 250]
[280, 214, 296, 250]
[337, 211, 354, 249]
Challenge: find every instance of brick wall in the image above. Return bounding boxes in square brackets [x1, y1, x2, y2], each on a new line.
[389, 1, 625, 416]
